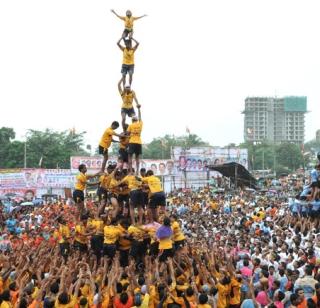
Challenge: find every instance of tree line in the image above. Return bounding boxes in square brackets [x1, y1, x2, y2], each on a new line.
[0, 127, 318, 173]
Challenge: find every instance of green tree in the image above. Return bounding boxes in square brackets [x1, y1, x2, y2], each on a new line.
[142, 134, 209, 159]
[25, 129, 88, 168]
[0, 127, 25, 168]
[275, 142, 303, 171]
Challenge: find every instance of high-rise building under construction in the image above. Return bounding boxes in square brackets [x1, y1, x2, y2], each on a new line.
[243, 96, 307, 144]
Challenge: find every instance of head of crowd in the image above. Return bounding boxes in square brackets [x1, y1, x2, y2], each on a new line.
[1, 164, 320, 308]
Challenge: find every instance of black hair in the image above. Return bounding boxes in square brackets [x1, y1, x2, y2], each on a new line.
[50, 282, 59, 294]
[58, 292, 70, 305]
[1, 290, 10, 301]
[163, 217, 171, 226]
[146, 170, 154, 176]
[199, 293, 208, 304]
[116, 283, 123, 294]
[78, 164, 86, 172]
[79, 297, 88, 306]
[111, 121, 120, 128]
[120, 292, 128, 304]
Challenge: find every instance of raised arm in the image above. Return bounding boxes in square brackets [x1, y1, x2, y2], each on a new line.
[131, 37, 140, 51]
[137, 105, 142, 121]
[117, 38, 124, 51]
[118, 79, 123, 95]
[134, 14, 147, 20]
[110, 9, 124, 20]
[133, 91, 140, 108]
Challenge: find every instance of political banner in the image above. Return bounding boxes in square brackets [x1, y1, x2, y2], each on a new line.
[172, 146, 248, 173]
[70, 156, 174, 176]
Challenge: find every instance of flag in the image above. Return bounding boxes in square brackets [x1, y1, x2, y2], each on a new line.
[186, 126, 190, 134]
[38, 156, 43, 167]
[247, 128, 253, 135]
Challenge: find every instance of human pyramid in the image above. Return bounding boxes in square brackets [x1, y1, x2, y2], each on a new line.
[72, 9, 168, 227]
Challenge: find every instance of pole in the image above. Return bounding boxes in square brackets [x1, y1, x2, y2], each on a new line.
[24, 142, 27, 168]
[235, 164, 238, 189]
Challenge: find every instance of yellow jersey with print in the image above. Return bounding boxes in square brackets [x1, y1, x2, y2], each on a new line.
[143, 225, 157, 244]
[109, 177, 120, 195]
[143, 175, 162, 194]
[91, 219, 104, 235]
[99, 174, 112, 190]
[159, 237, 173, 250]
[117, 225, 131, 250]
[99, 127, 115, 149]
[121, 175, 142, 191]
[121, 16, 138, 30]
[119, 135, 130, 149]
[128, 121, 143, 144]
[229, 278, 241, 305]
[171, 221, 185, 242]
[103, 225, 122, 244]
[75, 173, 87, 191]
[123, 48, 135, 65]
[75, 225, 87, 244]
[128, 225, 145, 242]
[0, 301, 12, 308]
[216, 282, 230, 308]
[54, 295, 77, 308]
[58, 225, 70, 244]
[121, 90, 135, 109]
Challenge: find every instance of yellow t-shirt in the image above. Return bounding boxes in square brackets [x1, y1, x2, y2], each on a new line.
[119, 135, 130, 149]
[59, 225, 70, 244]
[128, 225, 145, 241]
[0, 301, 12, 308]
[75, 173, 87, 191]
[99, 174, 112, 190]
[99, 127, 115, 149]
[54, 295, 77, 308]
[229, 278, 241, 305]
[109, 177, 120, 195]
[103, 225, 122, 244]
[198, 304, 211, 308]
[75, 225, 87, 244]
[117, 225, 131, 250]
[171, 221, 185, 242]
[143, 176, 162, 194]
[121, 175, 142, 191]
[123, 48, 135, 65]
[121, 91, 135, 109]
[91, 219, 104, 235]
[158, 237, 173, 250]
[121, 16, 138, 30]
[217, 282, 230, 308]
[128, 121, 143, 144]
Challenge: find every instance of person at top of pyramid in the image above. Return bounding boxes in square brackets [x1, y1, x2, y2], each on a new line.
[111, 9, 147, 39]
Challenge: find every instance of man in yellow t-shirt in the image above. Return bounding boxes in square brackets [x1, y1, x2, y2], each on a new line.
[117, 37, 139, 87]
[142, 170, 166, 222]
[99, 121, 121, 172]
[118, 81, 140, 130]
[111, 9, 147, 39]
[127, 106, 143, 175]
[73, 164, 100, 218]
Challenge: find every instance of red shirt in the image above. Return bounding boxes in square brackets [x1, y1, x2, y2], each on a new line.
[114, 296, 133, 308]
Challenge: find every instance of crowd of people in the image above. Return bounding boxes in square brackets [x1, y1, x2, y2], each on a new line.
[1, 173, 320, 308]
[1, 8, 320, 308]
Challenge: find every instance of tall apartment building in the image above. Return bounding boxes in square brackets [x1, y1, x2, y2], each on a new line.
[243, 96, 307, 144]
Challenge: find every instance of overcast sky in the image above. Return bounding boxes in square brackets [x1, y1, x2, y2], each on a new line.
[1, 0, 319, 149]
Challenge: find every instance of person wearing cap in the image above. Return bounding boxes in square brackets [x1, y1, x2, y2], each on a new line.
[127, 105, 143, 176]
[111, 9, 147, 39]
[99, 121, 122, 173]
[118, 81, 140, 130]
[117, 37, 139, 87]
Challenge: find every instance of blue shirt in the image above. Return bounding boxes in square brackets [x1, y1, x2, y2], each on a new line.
[311, 169, 319, 183]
